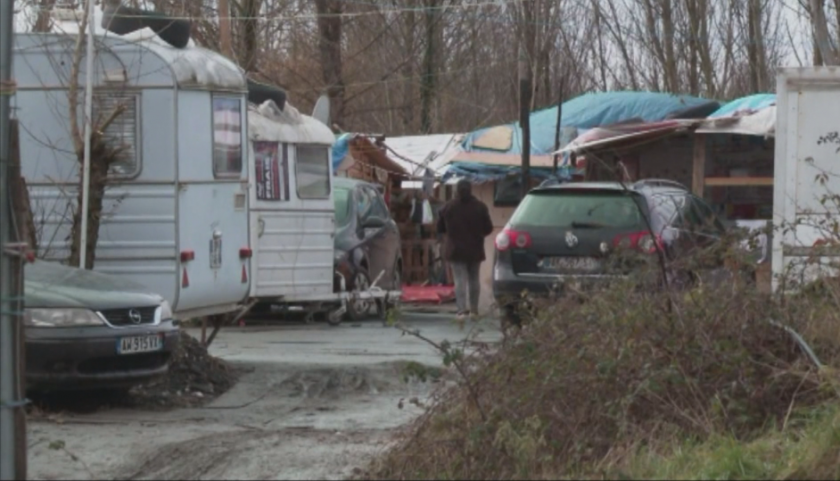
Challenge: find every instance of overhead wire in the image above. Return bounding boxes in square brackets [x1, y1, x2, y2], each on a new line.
[29, 0, 539, 22]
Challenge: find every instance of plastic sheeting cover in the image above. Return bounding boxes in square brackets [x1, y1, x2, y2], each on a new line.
[462, 91, 712, 155]
[698, 94, 776, 137]
[708, 93, 775, 118]
[441, 161, 576, 184]
[331, 133, 351, 172]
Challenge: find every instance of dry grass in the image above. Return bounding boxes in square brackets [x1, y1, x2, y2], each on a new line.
[366, 261, 840, 480]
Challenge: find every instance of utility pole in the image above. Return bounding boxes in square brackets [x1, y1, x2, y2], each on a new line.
[552, 76, 565, 177]
[79, 0, 95, 269]
[518, 45, 532, 199]
[1, 1, 28, 480]
[218, 0, 234, 59]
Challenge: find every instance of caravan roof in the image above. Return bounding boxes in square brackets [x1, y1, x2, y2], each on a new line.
[248, 100, 335, 145]
[37, 5, 246, 90]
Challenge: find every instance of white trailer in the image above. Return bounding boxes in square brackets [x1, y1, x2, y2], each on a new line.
[14, 10, 251, 319]
[246, 100, 400, 324]
[773, 67, 840, 291]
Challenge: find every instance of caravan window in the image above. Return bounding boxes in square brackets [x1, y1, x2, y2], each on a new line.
[296, 145, 331, 199]
[254, 141, 289, 201]
[93, 91, 140, 177]
[212, 97, 243, 177]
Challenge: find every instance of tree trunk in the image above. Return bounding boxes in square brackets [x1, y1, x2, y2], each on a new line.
[68, 142, 110, 270]
[660, 0, 679, 92]
[420, 0, 437, 134]
[240, 0, 262, 73]
[314, 0, 346, 129]
[218, 0, 234, 59]
[33, 0, 57, 32]
[810, 0, 839, 65]
[402, 5, 416, 131]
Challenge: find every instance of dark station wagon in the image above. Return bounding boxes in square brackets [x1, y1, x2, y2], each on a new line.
[492, 179, 728, 323]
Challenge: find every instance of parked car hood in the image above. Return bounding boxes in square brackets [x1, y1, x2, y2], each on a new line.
[24, 261, 164, 310]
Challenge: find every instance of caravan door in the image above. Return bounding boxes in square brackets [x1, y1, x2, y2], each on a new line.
[249, 141, 336, 300]
[175, 93, 251, 316]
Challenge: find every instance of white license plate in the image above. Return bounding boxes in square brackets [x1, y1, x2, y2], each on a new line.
[210, 237, 222, 269]
[539, 257, 600, 272]
[117, 334, 164, 355]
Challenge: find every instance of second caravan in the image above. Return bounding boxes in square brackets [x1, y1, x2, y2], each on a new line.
[245, 99, 402, 322]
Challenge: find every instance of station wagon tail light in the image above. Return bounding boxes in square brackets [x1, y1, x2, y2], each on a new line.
[239, 247, 253, 259]
[180, 250, 195, 262]
[613, 231, 663, 254]
[495, 228, 531, 251]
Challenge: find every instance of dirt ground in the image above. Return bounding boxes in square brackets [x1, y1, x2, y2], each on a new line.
[26, 312, 500, 480]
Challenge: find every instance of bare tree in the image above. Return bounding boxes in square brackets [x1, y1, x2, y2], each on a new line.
[313, 0, 345, 128]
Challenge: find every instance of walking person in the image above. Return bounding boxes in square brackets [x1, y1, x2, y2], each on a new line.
[437, 180, 494, 320]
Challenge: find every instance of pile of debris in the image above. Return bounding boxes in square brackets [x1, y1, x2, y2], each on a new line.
[129, 330, 238, 409]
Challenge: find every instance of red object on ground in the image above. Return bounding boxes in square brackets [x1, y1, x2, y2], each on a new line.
[401, 284, 455, 304]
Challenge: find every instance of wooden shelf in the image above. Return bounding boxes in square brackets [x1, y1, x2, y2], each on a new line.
[704, 177, 773, 187]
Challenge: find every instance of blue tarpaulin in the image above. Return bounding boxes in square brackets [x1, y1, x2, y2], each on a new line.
[461, 91, 713, 156]
[331, 133, 351, 172]
[708, 93, 775, 118]
[441, 161, 579, 183]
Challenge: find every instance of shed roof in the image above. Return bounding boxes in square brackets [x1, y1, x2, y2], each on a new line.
[384, 133, 464, 176]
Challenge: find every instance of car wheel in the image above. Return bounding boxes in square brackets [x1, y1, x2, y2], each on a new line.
[346, 269, 373, 321]
[384, 263, 402, 308]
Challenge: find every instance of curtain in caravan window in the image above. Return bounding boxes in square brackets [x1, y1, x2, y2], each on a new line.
[296, 145, 331, 199]
[254, 141, 288, 201]
[213, 97, 243, 176]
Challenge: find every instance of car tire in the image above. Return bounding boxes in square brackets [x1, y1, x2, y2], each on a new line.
[345, 269, 374, 322]
[380, 262, 402, 317]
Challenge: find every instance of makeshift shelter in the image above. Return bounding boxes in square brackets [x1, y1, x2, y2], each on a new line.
[332, 134, 407, 204]
[332, 132, 459, 288]
[453, 91, 718, 312]
[692, 94, 776, 220]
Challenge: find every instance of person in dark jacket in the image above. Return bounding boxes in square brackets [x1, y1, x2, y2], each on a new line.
[437, 180, 494, 319]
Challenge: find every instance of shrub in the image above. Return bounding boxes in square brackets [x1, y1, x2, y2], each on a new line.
[368, 263, 840, 480]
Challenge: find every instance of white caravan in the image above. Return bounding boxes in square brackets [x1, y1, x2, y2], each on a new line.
[245, 100, 401, 322]
[246, 100, 336, 304]
[773, 67, 840, 291]
[13, 17, 251, 319]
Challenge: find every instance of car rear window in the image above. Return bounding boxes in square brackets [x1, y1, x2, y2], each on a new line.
[509, 191, 647, 229]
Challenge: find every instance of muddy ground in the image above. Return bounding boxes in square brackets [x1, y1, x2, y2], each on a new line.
[27, 312, 500, 480]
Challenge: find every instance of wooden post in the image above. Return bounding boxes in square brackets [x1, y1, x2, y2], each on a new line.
[11, 242, 25, 481]
[692, 134, 707, 196]
[7, 119, 26, 479]
[9, 120, 36, 252]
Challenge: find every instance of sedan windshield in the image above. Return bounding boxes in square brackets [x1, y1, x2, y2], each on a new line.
[334, 187, 352, 227]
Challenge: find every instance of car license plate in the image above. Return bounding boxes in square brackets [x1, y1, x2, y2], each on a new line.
[117, 334, 164, 355]
[539, 257, 600, 272]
